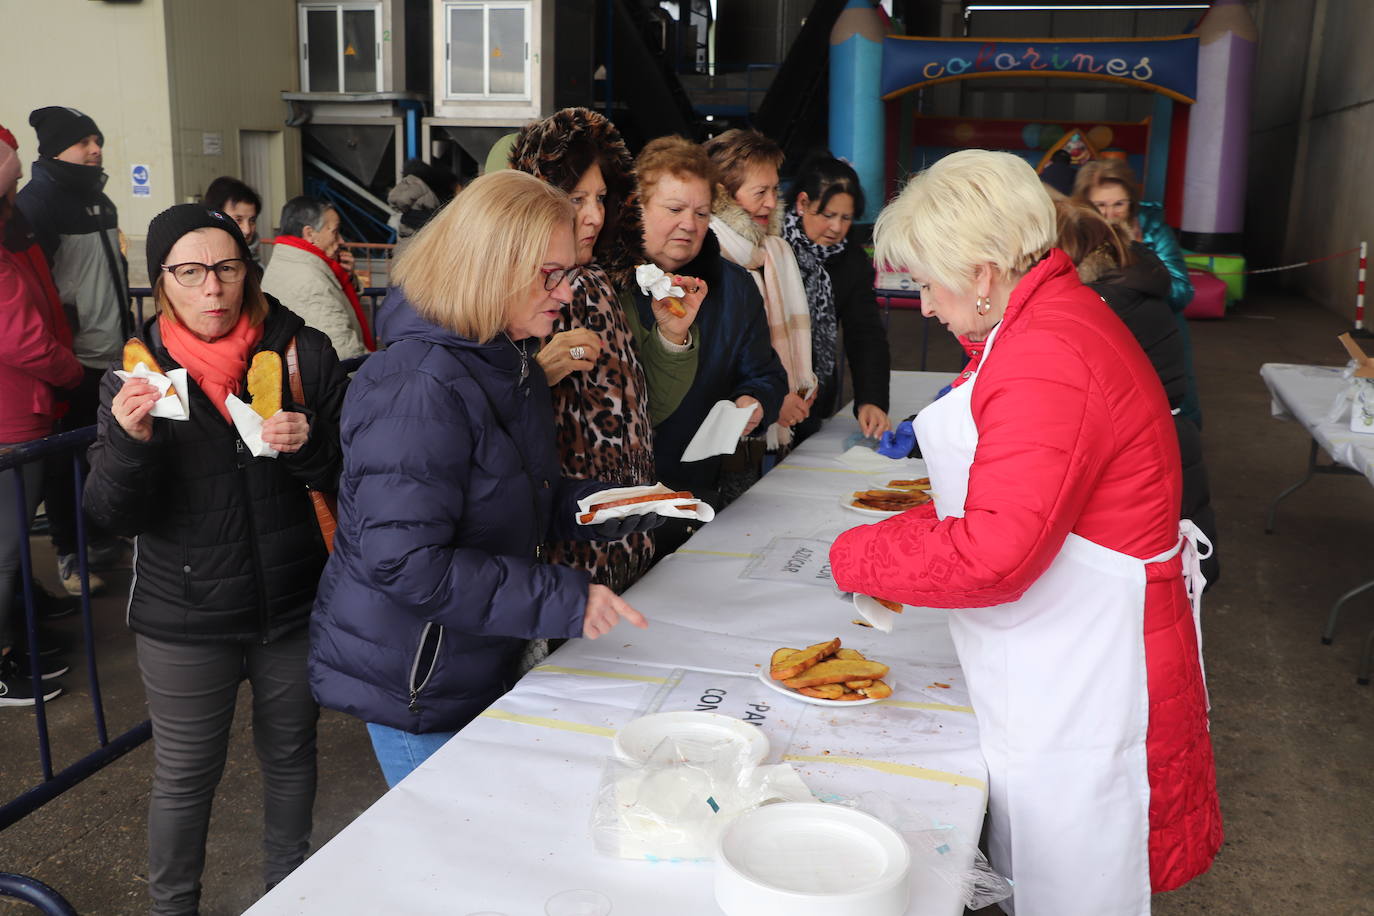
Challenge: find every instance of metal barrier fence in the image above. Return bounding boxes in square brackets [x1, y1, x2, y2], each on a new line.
[0, 428, 153, 915]
[2, 279, 389, 913]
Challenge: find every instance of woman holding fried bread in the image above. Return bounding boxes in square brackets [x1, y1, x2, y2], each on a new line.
[621, 135, 787, 513]
[508, 108, 689, 595]
[310, 171, 655, 788]
[83, 204, 348, 916]
[829, 151, 1220, 915]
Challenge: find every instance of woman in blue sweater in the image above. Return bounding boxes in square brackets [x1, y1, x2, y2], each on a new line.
[310, 171, 656, 787]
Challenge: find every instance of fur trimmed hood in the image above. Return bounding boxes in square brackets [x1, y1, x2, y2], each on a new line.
[711, 184, 783, 247]
[508, 107, 641, 283]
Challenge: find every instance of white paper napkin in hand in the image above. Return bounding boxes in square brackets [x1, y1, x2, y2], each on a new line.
[576, 483, 715, 526]
[681, 400, 757, 463]
[113, 364, 190, 421]
[634, 263, 685, 301]
[224, 395, 279, 459]
[852, 593, 902, 633]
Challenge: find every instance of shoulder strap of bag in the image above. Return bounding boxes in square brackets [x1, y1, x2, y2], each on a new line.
[286, 337, 305, 405]
[284, 335, 339, 552]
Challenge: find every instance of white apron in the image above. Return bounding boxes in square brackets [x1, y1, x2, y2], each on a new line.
[913, 324, 1210, 916]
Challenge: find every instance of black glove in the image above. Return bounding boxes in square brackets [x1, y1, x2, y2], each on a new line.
[591, 511, 668, 540]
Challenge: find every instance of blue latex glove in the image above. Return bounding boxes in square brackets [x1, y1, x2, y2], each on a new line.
[877, 419, 918, 459]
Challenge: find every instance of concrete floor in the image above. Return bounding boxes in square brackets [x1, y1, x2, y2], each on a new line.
[1, 287, 1372, 915]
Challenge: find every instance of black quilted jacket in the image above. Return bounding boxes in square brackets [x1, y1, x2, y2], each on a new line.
[83, 299, 348, 643]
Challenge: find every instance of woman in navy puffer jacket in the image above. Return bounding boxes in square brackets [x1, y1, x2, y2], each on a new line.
[310, 172, 653, 787]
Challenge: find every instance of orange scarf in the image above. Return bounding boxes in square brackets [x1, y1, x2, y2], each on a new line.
[158, 310, 264, 423]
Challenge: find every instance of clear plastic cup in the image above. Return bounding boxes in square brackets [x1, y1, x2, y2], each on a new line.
[544, 888, 612, 916]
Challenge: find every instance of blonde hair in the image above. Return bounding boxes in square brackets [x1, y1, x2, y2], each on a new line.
[875, 149, 1055, 293]
[1072, 159, 1141, 221]
[634, 135, 717, 207]
[392, 170, 575, 342]
[155, 228, 269, 328]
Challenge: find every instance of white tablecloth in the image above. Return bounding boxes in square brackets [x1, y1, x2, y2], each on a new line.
[248, 371, 986, 916]
[1260, 363, 1374, 483]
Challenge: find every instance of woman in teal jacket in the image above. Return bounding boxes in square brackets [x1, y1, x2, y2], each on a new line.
[1074, 160, 1201, 427]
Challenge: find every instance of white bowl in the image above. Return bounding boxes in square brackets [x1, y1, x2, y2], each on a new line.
[613, 711, 769, 767]
[714, 803, 912, 916]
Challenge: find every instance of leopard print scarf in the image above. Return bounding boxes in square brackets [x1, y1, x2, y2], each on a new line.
[542, 265, 657, 593]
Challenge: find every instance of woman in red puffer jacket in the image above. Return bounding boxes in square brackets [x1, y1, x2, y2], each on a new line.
[0, 126, 83, 700]
[830, 150, 1220, 916]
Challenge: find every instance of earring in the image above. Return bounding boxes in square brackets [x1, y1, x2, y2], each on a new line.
[976, 295, 993, 316]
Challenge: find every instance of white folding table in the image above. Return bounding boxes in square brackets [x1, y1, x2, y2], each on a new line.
[247, 370, 988, 916]
[1260, 362, 1374, 682]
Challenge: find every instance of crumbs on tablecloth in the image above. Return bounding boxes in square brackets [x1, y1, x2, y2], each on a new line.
[851, 618, 873, 628]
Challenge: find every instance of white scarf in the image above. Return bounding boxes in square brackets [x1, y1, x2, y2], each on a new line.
[710, 194, 817, 450]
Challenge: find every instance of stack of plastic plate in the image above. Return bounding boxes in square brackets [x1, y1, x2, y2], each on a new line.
[714, 802, 912, 916]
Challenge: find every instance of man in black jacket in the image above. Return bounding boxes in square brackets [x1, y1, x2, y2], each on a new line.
[16, 106, 130, 594]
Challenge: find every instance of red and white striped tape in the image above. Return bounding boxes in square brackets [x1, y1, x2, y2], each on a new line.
[1356, 241, 1367, 331]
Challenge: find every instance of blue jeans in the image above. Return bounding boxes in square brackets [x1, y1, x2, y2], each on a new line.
[366, 722, 456, 788]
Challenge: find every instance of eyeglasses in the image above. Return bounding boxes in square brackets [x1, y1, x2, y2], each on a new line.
[540, 266, 581, 291]
[162, 259, 248, 288]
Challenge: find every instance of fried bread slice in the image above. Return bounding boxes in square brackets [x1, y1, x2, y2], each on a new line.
[123, 338, 177, 400]
[246, 351, 283, 420]
[797, 683, 847, 699]
[860, 680, 893, 699]
[770, 648, 800, 671]
[769, 638, 841, 681]
[783, 658, 889, 689]
[798, 685, 866, 701]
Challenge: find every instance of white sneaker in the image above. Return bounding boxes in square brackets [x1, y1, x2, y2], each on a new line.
[57, 554, 106, 597]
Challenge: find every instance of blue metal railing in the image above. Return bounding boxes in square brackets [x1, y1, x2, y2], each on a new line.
[0, 875, 77, 916]
[1, 427, 153, 915]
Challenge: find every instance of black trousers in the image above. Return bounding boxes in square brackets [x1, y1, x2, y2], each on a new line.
[136, 631, 318, 915]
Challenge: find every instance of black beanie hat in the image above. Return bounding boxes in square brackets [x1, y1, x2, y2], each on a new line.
[146, 204, 251, 273]
[28, 107, 103, 159]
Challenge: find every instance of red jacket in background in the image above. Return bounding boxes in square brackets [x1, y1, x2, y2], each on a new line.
[0, 232, 84, 442]
[830, 249, 1222, 891]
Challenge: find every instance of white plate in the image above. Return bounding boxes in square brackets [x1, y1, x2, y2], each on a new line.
[715, 802, 911, 916]
[614, 711, 769, 766]
[756, 671, 894, 708]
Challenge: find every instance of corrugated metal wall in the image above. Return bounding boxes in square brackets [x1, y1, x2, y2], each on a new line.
[1252, 0, 1374, 315]
[162, 0, 303, 236]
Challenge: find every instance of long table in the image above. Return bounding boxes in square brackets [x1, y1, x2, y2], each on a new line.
[248, 371, 986, 916]
[1260, 363, 1374, 682]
